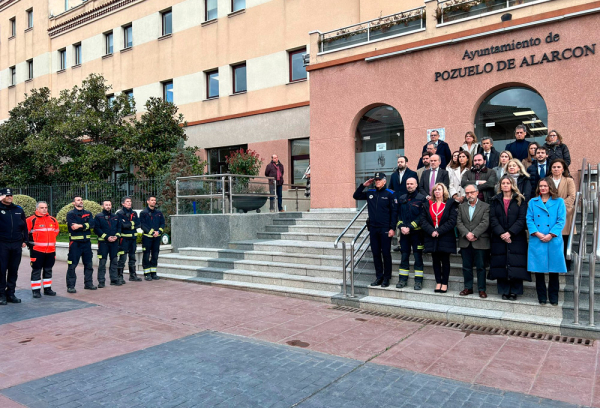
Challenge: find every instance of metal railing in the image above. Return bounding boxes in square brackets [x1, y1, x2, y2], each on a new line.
[319, 6, 426, 53]
[438, 0, 543, 24]
[334, 203, 368, 297]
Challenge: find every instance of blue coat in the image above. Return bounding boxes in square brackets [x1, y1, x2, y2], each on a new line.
[526, 196, 567, 273]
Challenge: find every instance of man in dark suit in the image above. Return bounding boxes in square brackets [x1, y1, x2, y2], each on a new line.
[505, 125, 530, 161]
[417, 130, 451, 169]
[481, 137, 500, 169]
[457, 184, 491, 298]
[417, 142, 447, 170]
[389, 156, 418, 197]
[527, 145, 549, 191]
[418, 155, 450, 199]
[461, 154, 498, 203]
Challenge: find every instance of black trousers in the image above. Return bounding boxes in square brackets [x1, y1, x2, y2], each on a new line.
[98, 241, 119, 284]
[142, 236, 161, 274]
[399, 233, 423, 282]
[0, 241, 22, 296]
[269, 184, 283, 211]
[497, 278, 524, 296]
[432, 252, 451, 285]
[461, 244, 486, 291]
[66, 240, 94, 288]
[535, 272, 560, 304]
[30, 250, 55, 291]
[370, 228, 392, 280]
[118, 238, 137, 270]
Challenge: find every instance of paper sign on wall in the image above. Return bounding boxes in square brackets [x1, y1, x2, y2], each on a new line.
[376, 143, 387, 151]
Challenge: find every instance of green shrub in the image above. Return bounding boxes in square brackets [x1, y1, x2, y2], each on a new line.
[12, 194, 37, 217]
[56, 200, 103, 224]
[59, 224, 69, 234]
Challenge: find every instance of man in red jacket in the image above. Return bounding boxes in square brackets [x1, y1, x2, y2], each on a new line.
[26, 202, 60, 298]
[265, 154, 285, 212]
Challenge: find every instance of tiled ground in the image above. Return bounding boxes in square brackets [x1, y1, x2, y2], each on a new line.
[0, 260, 599, 407]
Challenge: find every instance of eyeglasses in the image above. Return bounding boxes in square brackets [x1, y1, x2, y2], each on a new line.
[548, 134, 557, 137]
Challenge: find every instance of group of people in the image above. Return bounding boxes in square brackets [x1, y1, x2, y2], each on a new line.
[0, 191, 165, 305]
[354, 126, 574, 305]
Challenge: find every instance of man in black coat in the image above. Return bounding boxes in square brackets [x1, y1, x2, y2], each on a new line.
[66, 196, 96, 293]
[417, 130, 451, 169]
[418, 155, 450, 199]
[505, 124, 531, 161]
[461, 154, 498, 203]
[0, 188, 27, 305]
[417, 142, 447, 170]
[265, 154, 284, 212]
[389, 156, 417, 197]
[527, 146, 550, 192]
[94, 199, 121, 287]
[480, 137, 500, 169]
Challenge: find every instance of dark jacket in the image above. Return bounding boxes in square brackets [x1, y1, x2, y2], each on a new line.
[265, 161, 284, 186]
[418, 167, 450, 197]
[543, 142, 571, 167]
[481, 147, 500, 169]
[527, 160, 549, 192]
[397, 190, 426, 231]
[461, 167, 498, 203]
[0, 202, 27, 244]
[417, 140, 452, 170]
[66, 207, 95, 242]
[389, 168, 418, 197]
[94, 210, 120, 242]
[116, 207, 140, 240]
[353, 184, 397, 231]
[488, 193, 530, 281]
[506, 139, 530, 161]
[420, 198, 458, 254]
[140, 207, 165, 238]
[515, 174, 532, 203]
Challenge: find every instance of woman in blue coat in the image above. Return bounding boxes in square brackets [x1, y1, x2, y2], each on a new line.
[526, 178, 567, 305]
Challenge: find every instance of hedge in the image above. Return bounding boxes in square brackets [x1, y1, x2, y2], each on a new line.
[56, 200, 103, 224]
[12, 194, 37, 217]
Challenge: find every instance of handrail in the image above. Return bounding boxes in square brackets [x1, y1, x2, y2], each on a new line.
[589, 189, 598, 327]
[320, 6, 426, 37]
[566, 191, 580, 260]
[334, 203, 367, 248]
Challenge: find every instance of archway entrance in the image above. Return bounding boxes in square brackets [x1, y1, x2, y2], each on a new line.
[475, 86, 548, 152]
[355, 105, 404, 186]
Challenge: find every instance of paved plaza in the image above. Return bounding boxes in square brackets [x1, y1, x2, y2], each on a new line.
[0, 261, 599, 408]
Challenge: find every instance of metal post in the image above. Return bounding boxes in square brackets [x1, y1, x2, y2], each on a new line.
[221, 176, 226, 214]
[295, 187, 299, 212]
[85, 183, 88, 200]
[228, 176, 233, 214]
[342, 241, 347, 296]
[590, 192, 598, 326]
[210, 179, 214, 213]
[49, 186, 53, 216]
[350, 243, 356, 298]
[175, 179, 179, 215]
[367, 22, 370, 42]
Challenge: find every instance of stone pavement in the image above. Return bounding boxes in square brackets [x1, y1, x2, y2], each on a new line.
[0, 260, 598, 407]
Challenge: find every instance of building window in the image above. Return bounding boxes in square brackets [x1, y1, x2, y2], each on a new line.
[59, 49, 67, 70]
[232, 63, 246, 94]
[208, 144, 247, 174]
[65, 0, 69, 11]
[9, 17, 16, 37]
[291, 139, 310, 185]
[163, 81, 173, 103]
[107, 94, 115, 107]
[123, 24, 132, 48]
[27, 59, 33, 80]
[123, 89, 134, 109]
[289, 48, 307, 82]
[10, 66, 16, 86]
[206, 70, 219, 99]
[232, 0, 245, 12]
[73, 43, 82, 65]
[27, 9, 33, 29]
[161, 9, 172, 36]
[205, 0, 217, 21]
[105, 31, 113, 55]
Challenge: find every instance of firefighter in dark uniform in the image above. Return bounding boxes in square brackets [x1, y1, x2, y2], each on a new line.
[0, 188, 27, 305]
[94, 199, 121, 287]
[116, 196, 142, 282]
[353, 172, 397, 287]
[396, 177, 426, 290]
[140, 196, 165, 281]
[66, 196, 96, 293]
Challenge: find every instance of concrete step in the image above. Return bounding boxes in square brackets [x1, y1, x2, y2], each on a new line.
[561, 301, 600, 324]
[264, 225, 360, 234]
[256, 232, 352, 242]
[272, 219, 367, 227]
[562, 285, 600, 303]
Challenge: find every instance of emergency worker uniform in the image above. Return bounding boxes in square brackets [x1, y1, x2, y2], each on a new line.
[116, 206, 142, 281]
[94, 209, 121, 287]
[140, 206, 165, 280]
[396, 190, 426, 290]
[66, 207, 95, 291]
[26, 210, 60, 297]
[0, 188, 27, 304]
[353, 173, 397, 286]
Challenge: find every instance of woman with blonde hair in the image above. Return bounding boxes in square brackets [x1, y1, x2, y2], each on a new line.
[449, 151, 471, 204]
[505, 158, 532, 202]
[493, 150, 513, 180]
[420, 183, 458, 293]
[460, 131, 481, 158]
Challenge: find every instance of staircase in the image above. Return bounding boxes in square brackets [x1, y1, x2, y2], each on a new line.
[157, 209, 600, 338]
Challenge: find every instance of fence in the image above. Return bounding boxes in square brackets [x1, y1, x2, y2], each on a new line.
[9, 179, 164, 216]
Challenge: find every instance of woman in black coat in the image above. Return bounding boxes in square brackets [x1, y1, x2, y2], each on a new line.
[543, 130, 571, 168]
[488, 175, 531, 300]
[505, 159, 532, 202]
[420, 183, 458, 293]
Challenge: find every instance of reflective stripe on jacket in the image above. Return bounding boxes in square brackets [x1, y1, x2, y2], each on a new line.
[26, 212, 59, 253]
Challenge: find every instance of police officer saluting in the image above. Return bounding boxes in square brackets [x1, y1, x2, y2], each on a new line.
[116, 196, 142, 282]
[353, 172, 397, 287]
[0, 188, 27, 304]
[140, 196, 165, 281]
[94, 199, 121, 287]
[66, 196, 96, 293]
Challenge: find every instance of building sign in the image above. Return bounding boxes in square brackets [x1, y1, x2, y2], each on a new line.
[435, 32, 596, 81]
[376, 143, 387, 151]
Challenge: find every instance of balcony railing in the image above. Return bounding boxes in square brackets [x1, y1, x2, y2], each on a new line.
[437, 0, 545, 24]
[319, 7, 426, 53]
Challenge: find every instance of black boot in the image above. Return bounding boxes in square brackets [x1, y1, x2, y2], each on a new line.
[44, 287, 57, 296]
[7, 294, 22, 303]
[110, 279, 122, 286]
[98, 282, 106, 288]
[129, 266, 142, 281]
[32, 289, 42, 299]
[151, 272, 160, 280]
[0, 294, 6, 305]
[144, 273, 153, 281]
[117, 268, 126, 285]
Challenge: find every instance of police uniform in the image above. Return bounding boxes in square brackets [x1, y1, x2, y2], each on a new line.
[66, 207, 96, 291]
[0, 188, 27, 304]
[353, 172, 397, 286]
[26, 210, 60, 297]
[116, 205, 142, 281]
[140, 206, 165, 280]
[94, 209, 121, 287]
[396, 190, 426, 290]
